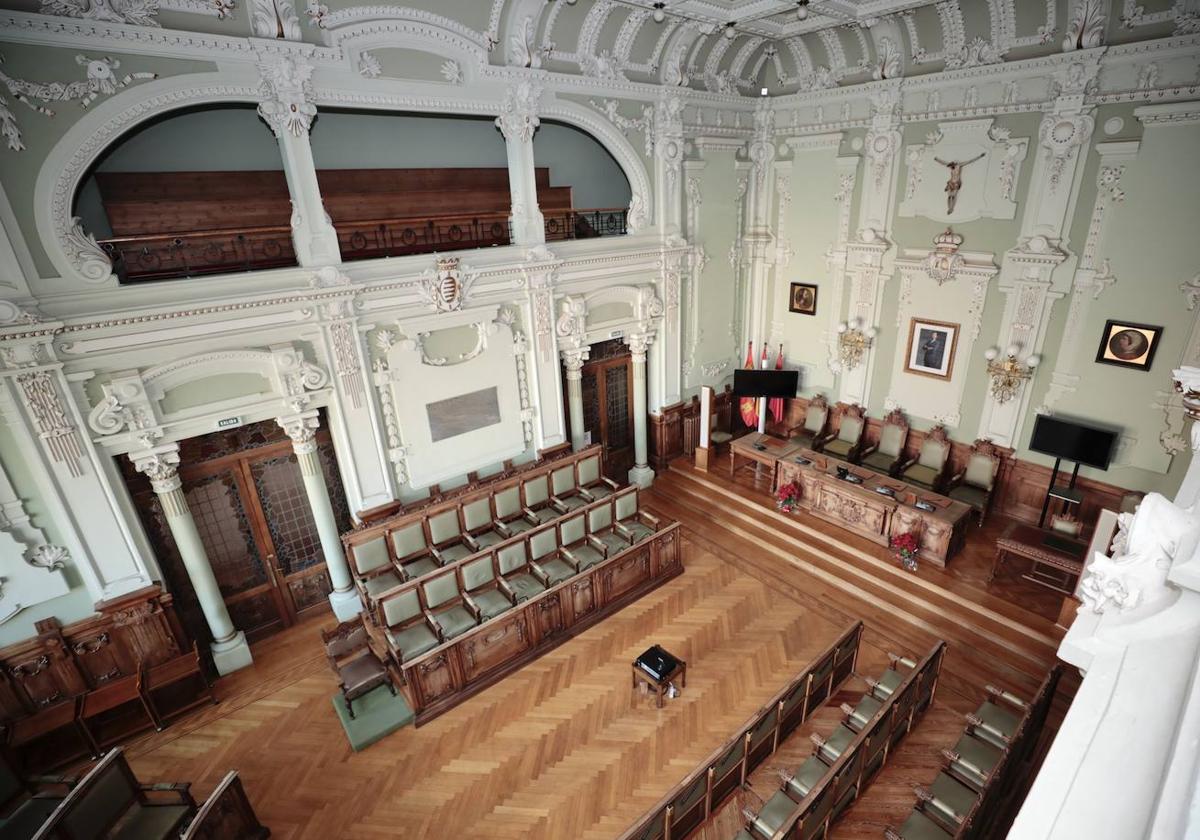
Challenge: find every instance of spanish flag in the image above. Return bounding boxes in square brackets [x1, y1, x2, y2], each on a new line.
[739, 341, 758, 428]
[769, 344, 785, 424]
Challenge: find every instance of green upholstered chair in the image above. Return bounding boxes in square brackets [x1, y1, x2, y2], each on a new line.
[746, 789, 799, 839]
[840, 694, 883, 732]
[867, 653, 916, 700]
[459, 554, 515, 621]
[379, 587, 440, 663]
[349, 536, 402, 609]
[916, 772, 979, 832]
[885, 808, 954, 840]
[629, 808, 665, 840]
[492, 485, 537, 535]
[426, 508, 476, 564]
[550, 463, 591, 511]
[857, 408, 909, 475]
[967, 683, 1027, 750]
[780, 755, 827, 800]
[898, 426, 952, 491]
[0, 749, 71, 840]
[787, 395, 829, 449]
[587, 502, 631, 556]
[811, 724, 855, 764]
[577, 453, 619, 499]
[943, 731, 1002, 792]
[613, 488, 660, 543]
[945, 439, 1000, 524]
[522, 473, 567, 524]
[389, 522, 439, 580]
[710, 737, 746, 801]
[420, 572, 478, 642]
[558, 512, 606, 572]
[708, 391, 733, 452]
[528, 524, 574, 586]
[815, 404, 866, 461]
[496, 541, 547, 602]
[460, 496, 506, 549]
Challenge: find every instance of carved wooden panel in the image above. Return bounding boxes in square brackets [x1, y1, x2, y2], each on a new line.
[603, 550, 651, 602]
[568, 577, 596, 622]
[414, 653, 458, 705]
[461, 614, 529, 681]
[817, 486, 888, 537]
[534, 593, 565, 643]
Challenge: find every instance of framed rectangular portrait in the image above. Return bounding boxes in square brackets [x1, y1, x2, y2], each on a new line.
[1094, 320, 1163, 371]
[904, 318, 960, 380]
[789, 283, 818, 316]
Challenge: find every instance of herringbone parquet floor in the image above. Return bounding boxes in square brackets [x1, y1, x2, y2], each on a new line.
[123, 538, 884, 839]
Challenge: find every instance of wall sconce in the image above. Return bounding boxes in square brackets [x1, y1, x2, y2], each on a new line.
[836, 317, 878, 371]
[984, 344, 1040, 403]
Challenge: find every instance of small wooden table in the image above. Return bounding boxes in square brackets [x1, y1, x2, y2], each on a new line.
[632, 654, 687, 709]
[730, 433, 800, 482]
[992, 522, 1087, 595]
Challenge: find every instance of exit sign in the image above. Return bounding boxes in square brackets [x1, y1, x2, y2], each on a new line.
[609, 329, 624, 339]
[216, 416, 242, 430]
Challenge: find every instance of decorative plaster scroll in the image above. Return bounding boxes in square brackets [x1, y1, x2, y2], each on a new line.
[1063, 0, 1106, 51]
[588, 99, 654, 157]
[64, 218, 114, 284]
[250, 0, 300, 39]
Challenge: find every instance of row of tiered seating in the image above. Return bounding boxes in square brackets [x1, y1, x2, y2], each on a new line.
[884, 665, 1062, 840]
[375, 486, 662, 665]
[616, 622, 864, 840]
[3, 747, 267, 840]
[739, 643, 946, 840]
[344, 447, 616, 615]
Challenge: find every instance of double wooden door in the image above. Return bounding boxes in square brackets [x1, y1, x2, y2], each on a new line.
[569, 340, 634, 481]
[127, 418, 351, 642]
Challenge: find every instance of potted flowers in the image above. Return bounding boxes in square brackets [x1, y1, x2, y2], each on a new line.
[776, 481, 802, 513]
[890, 532, 920, 572]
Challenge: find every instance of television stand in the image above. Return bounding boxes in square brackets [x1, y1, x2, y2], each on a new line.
[1039, 457, 1083, 528]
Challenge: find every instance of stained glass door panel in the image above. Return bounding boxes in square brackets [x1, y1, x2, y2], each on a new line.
[601, 361, 634, 480]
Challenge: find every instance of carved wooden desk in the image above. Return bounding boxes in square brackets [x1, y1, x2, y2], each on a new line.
[992, 522, 1086, 594]
[730, 433, 801, 483]
[773, 447, 972, 567]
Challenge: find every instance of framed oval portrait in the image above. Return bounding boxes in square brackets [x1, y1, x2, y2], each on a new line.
[1094, 320, 1163, 371]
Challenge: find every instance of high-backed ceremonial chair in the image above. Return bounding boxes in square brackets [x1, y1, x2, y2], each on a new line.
[528, 524, 575, 586]
[559, 511, 607, 572]
[492, 484, 538, 535]
[459, 554, 516, 621]
[389, 521, 439, 580]
[426, 508, 477, 564]
[420, 571, 479, 642]
[815, 404, 866, 461]
[856, 408, 909, 475]
[550, 462, 591, 511]
[945, 438, 1001, 524]
[322, 616, 395, 719]
[577, 452, 619, 499]
[787, 395, 830, 449]
[496, 541, 547, 602]
[709, 389, 733, 453]
[613, 488, 659, 543]
[522, 473, 566, 524]
[378, 588, 441, 664]
[349, 536, 403, 611]
[460, 496, 507, 549]
[897, 425, 952, 492]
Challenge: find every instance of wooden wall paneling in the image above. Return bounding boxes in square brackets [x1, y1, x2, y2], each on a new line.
[649, 387, 731, 471]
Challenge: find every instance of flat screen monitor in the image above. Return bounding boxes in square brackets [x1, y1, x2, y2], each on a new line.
[1029, 414, 1118, 471]
[733, 369, 799, 399]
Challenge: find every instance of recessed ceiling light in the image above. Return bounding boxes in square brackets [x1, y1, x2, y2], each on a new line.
[760, 87, 769, 96]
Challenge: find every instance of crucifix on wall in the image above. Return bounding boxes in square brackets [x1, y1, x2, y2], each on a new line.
[934, 153, 985, 214]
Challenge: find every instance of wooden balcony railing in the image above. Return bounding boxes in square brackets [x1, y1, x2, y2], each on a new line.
[99, 207, 629, 284]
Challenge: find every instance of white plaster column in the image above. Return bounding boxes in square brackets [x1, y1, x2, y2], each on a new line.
[522, 255, 567, 449]
[561, 347, 589, 451]
[653, 96, 685, 237]
[741, 107, 778, 351]
[276, 411, 360, 621]
[655, 246, 685, 409]
[131, 445, 252, 675]
[257, 56, 340, 266]
[497, 81, 546, 247]
[627, 332, 655, 487]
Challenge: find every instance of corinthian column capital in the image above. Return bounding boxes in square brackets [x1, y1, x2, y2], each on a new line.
[278, 410, 320, 455]
[130, 444, 182, 495]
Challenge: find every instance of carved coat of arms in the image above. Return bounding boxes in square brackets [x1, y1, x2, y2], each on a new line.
[419, 256, 477, 313]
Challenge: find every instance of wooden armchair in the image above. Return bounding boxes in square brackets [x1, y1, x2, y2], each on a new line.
[558, 511, 608, 572]
[377, 587, 441, 665]
[460, 496, 507, 549]
[492, 485, 537, 535]
[527, 524, 576, 586]
[945, 438, 1001, 524]
[419, 571, 479, 642]
[787, 394, 830, 449]
[815, 404, 866, 461]
[577, 452, 619, 499]
[349, 535, 403, 613]
[587, 499, 632, 556]
[425, 508, 477, 565]
[322, 615, 395, 719]
[897, 425, 952, 492]
[78, 671, 160, 754]
[389, 521, 440, 580]
[521, 473, 567, 524]
[613, 488, 660, 543]
[550, 463, 591, 511]
[459, 554, 516, 621]
[856, 408, 909, 475]
[495, 541, 548, 602]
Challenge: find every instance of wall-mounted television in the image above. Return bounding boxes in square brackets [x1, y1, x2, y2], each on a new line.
[1029, 415, 1118, 471]
[733, 369, 799, 399]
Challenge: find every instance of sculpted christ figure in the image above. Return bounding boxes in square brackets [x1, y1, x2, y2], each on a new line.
[933, 152, 985, 214]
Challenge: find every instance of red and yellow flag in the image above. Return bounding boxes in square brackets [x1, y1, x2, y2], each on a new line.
[769, 344, 785, 424]
[738, 341, 758, 428]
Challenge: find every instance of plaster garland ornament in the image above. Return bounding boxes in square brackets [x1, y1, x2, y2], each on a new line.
[0, 55, 156, 152]
[945, 37, 1004, 70]
[1039, 112, 1095, 190]
[418, 256, 478, 313]
[40, 0, 160, 26]
[1063, 0, 1106, 51]
[1181, 273, 1200, 312]
[357, 52, 382, 79]
[495, 80, 541, 143]
[256, 55, 315, 138]
[250, 0, 300, 39]
[303, 0, 327, 27]
[329, 321, 364, 409]
[26, 544, 69, 572]
[17, 372, 86, 478]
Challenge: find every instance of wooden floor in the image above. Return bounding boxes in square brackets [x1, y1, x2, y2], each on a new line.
[112, 465, 1069, 839]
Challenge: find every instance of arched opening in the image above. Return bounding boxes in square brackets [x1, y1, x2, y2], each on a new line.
[535, 120, 632, 239]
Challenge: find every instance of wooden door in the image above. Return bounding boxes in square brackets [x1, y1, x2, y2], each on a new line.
[124, 416, 350, 643]
[568, 340, 634, 481]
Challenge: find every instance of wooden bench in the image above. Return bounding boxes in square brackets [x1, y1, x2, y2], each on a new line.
[615, 622, 864, 840]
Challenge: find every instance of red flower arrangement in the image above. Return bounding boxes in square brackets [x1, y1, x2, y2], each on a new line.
[890, 532, 920, 572]
[776, 481, 802, 513]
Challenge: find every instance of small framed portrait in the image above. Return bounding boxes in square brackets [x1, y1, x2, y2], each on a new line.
[789, 283, 818, 316]
[1094, 320, 1163, 371]
[904, 318, 960, 380]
